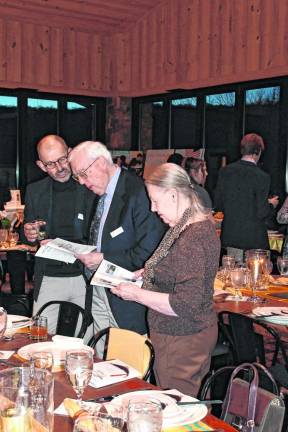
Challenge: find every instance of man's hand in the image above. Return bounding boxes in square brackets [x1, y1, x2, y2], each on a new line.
[134, 268, 144, 279]
[24, 222, 38, 243]
[76, 252, 103, 269]
[268, 195, 279, 208]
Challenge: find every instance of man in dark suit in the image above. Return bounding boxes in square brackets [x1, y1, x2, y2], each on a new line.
[68, 141, 165, 344]
[214, 133, 279, 262]
[23, 135, 94, 334]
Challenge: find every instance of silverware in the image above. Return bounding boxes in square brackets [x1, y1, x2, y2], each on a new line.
[178, 399, 222, 406]
[0, 359, 20, 367]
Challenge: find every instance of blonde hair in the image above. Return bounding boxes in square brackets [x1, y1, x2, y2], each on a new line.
[68, 141, 113, 165]
[146, 163, 208, 216]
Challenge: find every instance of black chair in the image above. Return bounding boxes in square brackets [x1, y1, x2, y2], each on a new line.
[35, 300, 93, 338]
[0, 292, 33, 316]
[88, 327, 155, 381]
[218, 311, 288, 389]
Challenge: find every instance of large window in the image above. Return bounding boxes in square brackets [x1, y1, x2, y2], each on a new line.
[0, 90, 106, 191]
[245, 86, 281, 194]
[171, 97, 198, 149]
[139, 101, 168, 150]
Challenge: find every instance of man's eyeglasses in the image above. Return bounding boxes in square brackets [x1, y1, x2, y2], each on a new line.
[72, 158, 98, 182]
[41, 154, 68, 169]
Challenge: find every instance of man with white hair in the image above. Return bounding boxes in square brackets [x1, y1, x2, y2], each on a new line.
[69, 141, 165, 343]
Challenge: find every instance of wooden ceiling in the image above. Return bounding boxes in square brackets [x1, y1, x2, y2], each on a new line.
[0, 0, 165, 33]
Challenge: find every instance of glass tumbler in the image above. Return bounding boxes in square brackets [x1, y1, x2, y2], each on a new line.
[127, 397, 163, 432]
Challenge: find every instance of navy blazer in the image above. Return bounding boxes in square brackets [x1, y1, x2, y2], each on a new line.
[99, 170, 166, 334]
[23, 176, 95, 300]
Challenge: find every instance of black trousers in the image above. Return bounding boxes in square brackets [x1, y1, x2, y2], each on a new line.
[6, 251, 27, 295]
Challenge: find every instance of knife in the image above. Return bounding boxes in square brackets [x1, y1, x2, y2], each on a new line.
[178, 399, 222, 406]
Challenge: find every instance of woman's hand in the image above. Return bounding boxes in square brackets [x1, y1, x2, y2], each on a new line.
[76, 252, 103, 269]
[111, 283, 142, 302]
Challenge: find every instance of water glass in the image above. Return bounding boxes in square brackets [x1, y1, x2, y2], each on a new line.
[230, 268, 250, 299]
[222, 255, 236, 288]
[30, 316, 48, 341]
[8, 231, 19, 247]
[65, 350, 93, 404]
[127, 397, 163, 432]
[0, 367, 54, 432]
[0, 307, 7, 340]
[277, 257, 288, 276]
[30, 351, 54, 372]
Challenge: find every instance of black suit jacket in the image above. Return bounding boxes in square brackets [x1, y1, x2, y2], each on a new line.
[98, 170, 165, 334]
[23, 176, 95, 300]
[214, 160, 273, 250]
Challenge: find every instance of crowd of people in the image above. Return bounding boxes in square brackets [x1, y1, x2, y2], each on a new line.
[1, 131, 287, 398]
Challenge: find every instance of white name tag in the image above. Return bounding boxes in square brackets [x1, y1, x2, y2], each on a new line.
[77, 213, 84, 220]
[110, 227, 124, 238]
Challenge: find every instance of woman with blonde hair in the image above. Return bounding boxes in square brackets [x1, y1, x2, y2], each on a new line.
[111, 163, 220, 396]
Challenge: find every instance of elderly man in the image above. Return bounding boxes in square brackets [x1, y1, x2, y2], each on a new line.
[24, 135, 94, 333]
[68, 141, 165, 343]
[214, 133, 279, 263]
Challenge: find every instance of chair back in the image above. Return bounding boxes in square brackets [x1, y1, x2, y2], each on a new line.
[36, 300, 92, 338]
[89, 327, 154, 380]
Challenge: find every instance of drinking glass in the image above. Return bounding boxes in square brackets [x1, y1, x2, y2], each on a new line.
[8, 231, 19, 247]
[30, 351, 54, 372]
[230, 268, 249, 299]
[30, 316, 48, 341]
[0, 307, 7, 340]
[222, 255, 236, 289]
[0, 228, 9, 248]
[65, 350, 93, 405]
[277, 257, 288, 276]
[0, 367, 54, 432]
[127, 397, 163, 432]
[246, 257, 265, 302]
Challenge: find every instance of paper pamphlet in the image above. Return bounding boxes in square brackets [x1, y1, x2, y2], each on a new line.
[90, 259, 143, 288]
[35, 238, 97, 263]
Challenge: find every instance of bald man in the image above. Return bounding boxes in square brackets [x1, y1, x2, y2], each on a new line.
[23, 135, 94, 335]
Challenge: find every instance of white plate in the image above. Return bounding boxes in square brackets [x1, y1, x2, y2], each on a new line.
[18, 342, 94, 365]
[112, 390, 207, 427]
[253, 307, 288, 324]
[271, 277, 288, 286]
[5, 315, 31, 335]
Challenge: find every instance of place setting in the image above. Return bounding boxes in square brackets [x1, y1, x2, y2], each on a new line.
[251, 306, 288, 324]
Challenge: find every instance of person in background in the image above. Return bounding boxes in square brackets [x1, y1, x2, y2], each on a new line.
[128, 158, 143, 177]
[68, 141, 165, 354]
[277, 196, 288, 257]
[167, 152, 184, 167]
[119, 155, 128, 169]
[185, 157, 212, 209]
[214, 133, 279, 263]
[111, 163, 220, 396]
[23, 135, 94, 334]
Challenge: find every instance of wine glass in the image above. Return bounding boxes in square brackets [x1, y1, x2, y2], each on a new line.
[65, 350, 93, 405]
[277, 257, 288, 276]
[230, 268, 249, 299]
[222, 255, 236, 289]
[0, 307, 7, 339]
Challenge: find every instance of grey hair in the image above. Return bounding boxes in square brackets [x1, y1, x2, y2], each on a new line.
[146, 163, 208, 216]
[68, 141, 113, 165]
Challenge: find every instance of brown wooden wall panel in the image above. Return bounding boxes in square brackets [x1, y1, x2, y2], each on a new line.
[0, 15, 112, 96]
[114, 0, 288, 96]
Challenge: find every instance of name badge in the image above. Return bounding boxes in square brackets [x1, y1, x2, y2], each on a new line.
[77, 213, 84, 220]
[110, 226, 124, 238]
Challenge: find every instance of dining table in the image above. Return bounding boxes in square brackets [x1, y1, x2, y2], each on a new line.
[0, 331, 238, 432]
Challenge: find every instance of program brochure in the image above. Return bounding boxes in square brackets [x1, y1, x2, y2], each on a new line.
[90, 259, 143, 288]
[35, 238, 97, 263]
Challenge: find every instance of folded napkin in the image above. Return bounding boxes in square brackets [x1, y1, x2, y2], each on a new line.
[214, 277, 224, 290]
[52, 335, 84, 345]
[89, 359, 142, 388]
[0, 350, 15, 359]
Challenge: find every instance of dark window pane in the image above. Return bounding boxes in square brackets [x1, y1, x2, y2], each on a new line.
[245, 86, 281, 194]
[62, 101, 94, 147]
[171, 97, 197, 149]
[25, 98, 58, 184]
[0, 96, 17, 188]
[205, 92, 237, 197]
[139, 101, 167, 150]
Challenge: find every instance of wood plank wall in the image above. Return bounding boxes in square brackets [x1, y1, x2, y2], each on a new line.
[0, 16, 113, 96]
[0, 1, 288, 97]
[114, 0, 288, 97]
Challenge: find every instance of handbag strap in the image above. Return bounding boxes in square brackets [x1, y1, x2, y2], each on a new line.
[253, 362, 279, 395]
[221, 363, 259, 432]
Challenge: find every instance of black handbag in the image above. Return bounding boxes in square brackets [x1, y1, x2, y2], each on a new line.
[221, 362, 285, 432]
